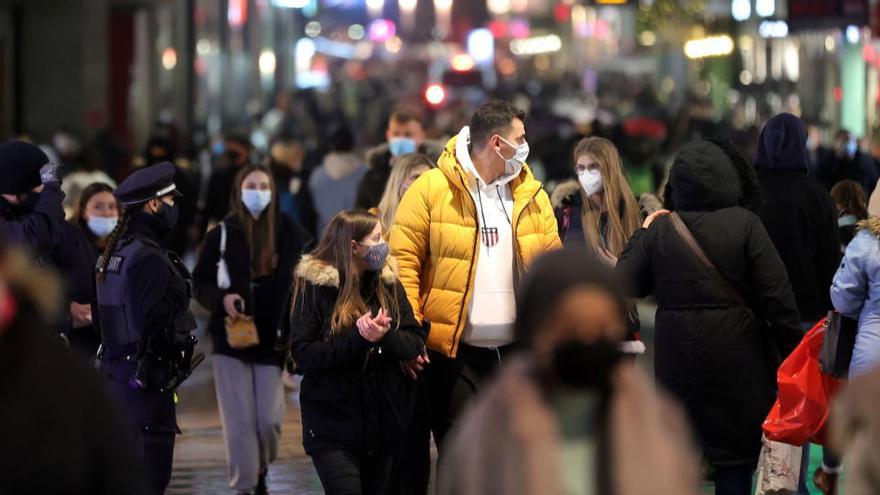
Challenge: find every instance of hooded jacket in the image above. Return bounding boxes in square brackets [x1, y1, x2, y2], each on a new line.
[289, 255, 425, 455]
[618, 140, 803, 466]
[389, 133, 561, 357]
[754, 113, 841, 322]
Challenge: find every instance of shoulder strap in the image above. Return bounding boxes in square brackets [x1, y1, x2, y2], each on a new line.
[219, 221, 227, 256]
[668, 212, 751, 312]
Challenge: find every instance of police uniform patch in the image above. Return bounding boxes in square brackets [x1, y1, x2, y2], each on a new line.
[96, 255, 125, 274]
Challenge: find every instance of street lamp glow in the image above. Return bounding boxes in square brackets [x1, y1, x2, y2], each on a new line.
[348, 24, 365, 41]
[398, 0, 417, 12]
[684, 35, 734, 59]
[510, 34, 562, 56]
[451, 53, 476, 71]
[425, 83, 447, 106]
[434, 0, 453, 12]
[259, 50, 276, 75]
[161, 48, 177, 70]
[366, 0, 384, 14]
[846, 25, 860, 44]
[731, 0, 750, 22]
[305, 21, 321, 37]
[272, 0, 310, 7]
[468, 28, 495, 63]
[488, 0, 511, 15]
[755, 0, 775, 17]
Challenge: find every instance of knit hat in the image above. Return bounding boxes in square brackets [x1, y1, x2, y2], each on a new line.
[0, 141, 49, 194]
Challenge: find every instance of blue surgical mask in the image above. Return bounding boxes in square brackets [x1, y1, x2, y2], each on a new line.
[87, 216, 118, 238]
[242, 189, 272, 215]
[847, 138, 858, 159]
[389, 137, 417, 157]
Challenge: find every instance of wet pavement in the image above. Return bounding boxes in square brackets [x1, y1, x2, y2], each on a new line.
[167, 347, 324, 495]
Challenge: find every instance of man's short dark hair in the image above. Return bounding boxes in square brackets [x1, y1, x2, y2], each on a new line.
[328, 125, 355, 152]
[469, 101, 526, 149]
[389, 107, 423, 127]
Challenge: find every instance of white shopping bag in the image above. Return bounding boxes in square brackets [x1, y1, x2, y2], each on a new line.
[755, 435, 802, 495]
[217, 222, 231, 290]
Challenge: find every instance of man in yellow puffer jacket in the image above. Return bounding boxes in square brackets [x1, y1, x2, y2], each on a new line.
[389, 101, 560, 452]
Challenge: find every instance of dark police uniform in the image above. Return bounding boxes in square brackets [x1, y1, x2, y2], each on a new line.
[95, 162, 199, 494]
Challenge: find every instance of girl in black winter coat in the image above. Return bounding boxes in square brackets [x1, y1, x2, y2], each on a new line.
[617, 140, 803, 495]
[193, 164, 311, 494]
[290, 209, 425, 495]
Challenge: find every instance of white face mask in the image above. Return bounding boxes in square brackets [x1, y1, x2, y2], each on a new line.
[578, 168, 603, 196]
[497, 136, 529, 174]
[241, 189, 272, 215]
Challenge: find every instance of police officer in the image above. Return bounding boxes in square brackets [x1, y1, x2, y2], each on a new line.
[0, 140, 65, 258]
[95, 162, 198, 494]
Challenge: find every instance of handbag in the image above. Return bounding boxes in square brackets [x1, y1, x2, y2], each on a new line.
[225, 315, 260, 349]
[819, 310, 857, 378]
[754, 435, 802, 495]
[217, 221, 231, 290]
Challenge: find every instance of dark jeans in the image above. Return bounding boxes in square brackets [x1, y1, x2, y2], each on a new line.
[427, 343, 518, 452]
[713, 465, 754, 495]
[311, 450, 393, 495]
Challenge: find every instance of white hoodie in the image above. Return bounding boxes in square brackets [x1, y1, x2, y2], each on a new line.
[455, 126, 522, 348]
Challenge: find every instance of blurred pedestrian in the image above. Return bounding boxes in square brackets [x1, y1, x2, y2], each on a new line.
[438, 249, 700, 495]
[355, 107, 443, 209]
[94, 162, 198, 494]
[552, 136, 644, 345]
[831, 178, 880, 379]
[817, 130, 880, 195]
[617, 140, 803, 495]
[0, 238, 149, 495]
[289, 210, 426, 495]
[60, 144, 116, 218]
[52, 182, 119, 356]
[193, 164, 310, 495]
[374, 153, 434, 232]
[269, 137, 317, 236]
[0, 140, 65, 259]
[829, 364, 880, 495]
[205, 135, 254, 227]
[389, 100, 560, 461]
[309, 126, 367, 235]
[831, 179, 867, 249]
[141, 135, 199, 256]
[753, 113, 842, 495]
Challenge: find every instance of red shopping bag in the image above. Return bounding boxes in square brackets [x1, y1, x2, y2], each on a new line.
[762, 319, 845, 446]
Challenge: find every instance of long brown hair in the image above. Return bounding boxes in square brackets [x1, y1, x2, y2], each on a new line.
[376, 153, 435, 231]
[572, 137, 642, 256]
[291, 210, 400, 335]
[74, 182, 118, 250]
[831, 179, 868, 220]
[229, 164, 278, 278]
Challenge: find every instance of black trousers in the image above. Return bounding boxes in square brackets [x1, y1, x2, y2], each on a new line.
[311, 450, 393, 495]
[102, 360, 177, 495]
[384, 375, 431, 495]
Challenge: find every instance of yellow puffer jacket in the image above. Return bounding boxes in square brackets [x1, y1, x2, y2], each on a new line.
[389, 135, 561, 357]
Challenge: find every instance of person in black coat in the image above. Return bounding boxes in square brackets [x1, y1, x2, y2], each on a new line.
[193, 164, 311, 494]
[0, 140, 66, 259]
[289, 210, 425, 495]
[51, 182, 119, 356]
[0, 240, 149, 495]
[754, 113, 841, 326]
[617, 140, 803, 495]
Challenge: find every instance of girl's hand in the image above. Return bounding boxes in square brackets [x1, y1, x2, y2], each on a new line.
[223, 293, 244, 318]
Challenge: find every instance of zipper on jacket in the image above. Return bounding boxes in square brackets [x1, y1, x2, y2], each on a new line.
[450, 169, 481, 357]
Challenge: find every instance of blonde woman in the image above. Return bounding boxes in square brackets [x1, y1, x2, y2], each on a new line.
[374, 153, 435, 232]
[553, 137, 643, 343]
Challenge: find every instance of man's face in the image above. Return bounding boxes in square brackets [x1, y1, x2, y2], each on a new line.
[492, 118, 526, 161]
[386, 118, 425, 146]
[1, 185, 42, 206]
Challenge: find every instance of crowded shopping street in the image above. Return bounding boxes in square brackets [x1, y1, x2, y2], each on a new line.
[4, 0, 880, 494]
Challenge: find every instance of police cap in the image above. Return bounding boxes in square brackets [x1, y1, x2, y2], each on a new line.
[114, 161, 179, 207]
[0, 140, 49, 194]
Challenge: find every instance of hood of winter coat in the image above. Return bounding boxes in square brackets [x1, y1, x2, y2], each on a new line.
[295, 254, 398, 287]
[667, 140, 741, 212]
[753, 113, 809, 171]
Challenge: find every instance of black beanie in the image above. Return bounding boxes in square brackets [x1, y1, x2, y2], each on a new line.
[514, 248, 628, 347]
[0, 141, 48, 194]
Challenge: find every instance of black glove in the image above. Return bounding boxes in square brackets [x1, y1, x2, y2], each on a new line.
[39, 162, 62, 185]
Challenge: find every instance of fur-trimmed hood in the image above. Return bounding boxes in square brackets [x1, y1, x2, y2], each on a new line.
[295, 253, 398, 287]
[858, 217, 880, 238]
[551, 179, 581, 208]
